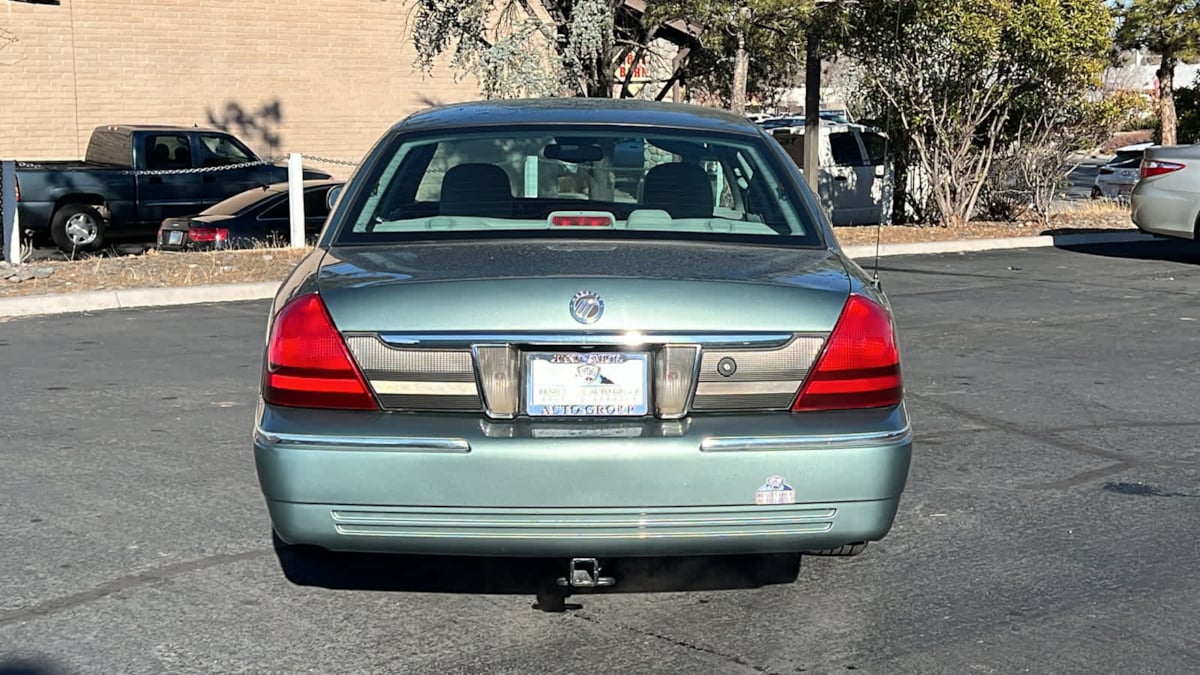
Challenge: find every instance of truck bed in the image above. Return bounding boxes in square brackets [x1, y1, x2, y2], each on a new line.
[17, 160, 124, 172]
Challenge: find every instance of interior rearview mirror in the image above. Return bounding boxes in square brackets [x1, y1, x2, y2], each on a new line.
[327, 185, 343, 210]
[544, 144, 604, 163]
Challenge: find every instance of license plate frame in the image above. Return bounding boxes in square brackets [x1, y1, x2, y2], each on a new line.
[168, 231, 184, 245]
[524, 351, 650, 417]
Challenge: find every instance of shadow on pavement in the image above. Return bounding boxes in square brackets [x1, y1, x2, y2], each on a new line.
[273, 541, 802, 599]
[0, 656, 70, 675]
[1052, 236, 1200, 264]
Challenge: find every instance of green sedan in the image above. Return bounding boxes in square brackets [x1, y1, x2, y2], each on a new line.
[254, 99, 911, 608]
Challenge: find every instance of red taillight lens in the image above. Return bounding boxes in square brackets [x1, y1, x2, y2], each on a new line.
[262, 293, 378, 410]
[188, 226, 229, 243]
[1140, 160, 1185, 179]
[792, 294, 903, 412]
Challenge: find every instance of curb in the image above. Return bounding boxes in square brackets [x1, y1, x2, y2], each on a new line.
[0, 281, 279, 319]
[0, 230, 1156, 320]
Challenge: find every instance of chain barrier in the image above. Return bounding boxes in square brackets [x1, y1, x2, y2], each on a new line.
[120, 160, 278, 176]
[14, 153, 360, 176]
[298, 154, 360, 167]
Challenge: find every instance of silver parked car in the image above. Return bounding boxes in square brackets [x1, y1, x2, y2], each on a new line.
[1092, 142, 1150, 200]
[1131, 144, 1200, 240]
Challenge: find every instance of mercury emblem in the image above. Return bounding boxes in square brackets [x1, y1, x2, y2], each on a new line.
[569, 290, 604, 324]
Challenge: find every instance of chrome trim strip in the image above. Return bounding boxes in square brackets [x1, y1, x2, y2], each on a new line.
[699, 425, 912, 452]
[375, 332, 797, 348]
[254, 429, 471, 453]
[371, 381, 479, 396]
[694, 380, 802, 396]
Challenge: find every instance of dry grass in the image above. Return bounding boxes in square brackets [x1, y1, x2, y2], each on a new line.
[1, 246, 313, 298]
[832, 207, 1134, 247]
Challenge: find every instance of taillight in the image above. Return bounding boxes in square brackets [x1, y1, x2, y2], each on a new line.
[553, 216, 612, 227]
[792, 294, 902, 412]
[1098, 167, 1114, 176]
[262, 293, 378, 410]
[549, 212, 614, 227]
[1140, 160, 1185, 179]
[188, 226, 229, 244]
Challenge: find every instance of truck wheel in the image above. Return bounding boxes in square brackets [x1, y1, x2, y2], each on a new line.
[51, 204, 106, 253]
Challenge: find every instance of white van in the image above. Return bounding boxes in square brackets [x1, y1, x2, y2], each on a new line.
[770, 123, 891, 226]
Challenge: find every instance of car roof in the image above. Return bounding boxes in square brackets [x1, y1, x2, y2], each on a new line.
[768, 121, 881, 134]
[394, 98, 762, 136]
[96, 124, 224, 134]
[1115, 142, 1153, 153]
[256, 179, 344, 193]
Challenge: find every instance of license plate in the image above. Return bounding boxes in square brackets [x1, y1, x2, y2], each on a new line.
[525, 352, 649, 417]
[168, 231, 183, 245]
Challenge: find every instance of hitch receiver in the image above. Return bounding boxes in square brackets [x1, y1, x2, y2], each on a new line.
[557, 558, 616, 589]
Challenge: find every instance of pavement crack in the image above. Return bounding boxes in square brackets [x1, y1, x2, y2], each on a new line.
[910, 394, 1129, 463]
[569, 611, 770, 673]
[1021, 461, 1136, 490]
[0, 549, 271, 628]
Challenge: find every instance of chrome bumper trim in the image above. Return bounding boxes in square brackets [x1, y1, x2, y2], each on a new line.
[375, 332, 797, 348]
[699, 424, 912, 452]
[255, 428, 471, 453]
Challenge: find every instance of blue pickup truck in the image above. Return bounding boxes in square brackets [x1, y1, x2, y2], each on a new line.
[15, 125, 331, 252]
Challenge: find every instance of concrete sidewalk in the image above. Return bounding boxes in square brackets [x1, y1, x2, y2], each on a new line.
[0, 230, 1156, 319]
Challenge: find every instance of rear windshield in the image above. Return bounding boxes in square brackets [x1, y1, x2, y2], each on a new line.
[200, 186, 284, 216]
[333, 127, 821, 247]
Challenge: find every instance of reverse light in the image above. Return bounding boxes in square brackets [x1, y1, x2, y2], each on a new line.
[188, 226, 229, 245]
[1140, 159, 1185, 179]
[262, 293, 378, 410]
[792, 294, 903, 412]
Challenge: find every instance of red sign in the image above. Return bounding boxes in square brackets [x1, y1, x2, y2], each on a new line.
[617, 52, 648, 80]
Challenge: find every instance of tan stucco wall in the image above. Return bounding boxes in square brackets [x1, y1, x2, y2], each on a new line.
[0, 0, 484, 177]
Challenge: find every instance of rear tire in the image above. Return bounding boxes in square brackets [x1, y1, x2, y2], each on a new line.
[1090, 186, 1102, 200]
[271, 529, 332, 585]
[50, 204, 106, 254]
[805, 542, 868, 557]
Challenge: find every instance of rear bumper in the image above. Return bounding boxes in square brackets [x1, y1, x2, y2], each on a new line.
[267, 499, 901, 557]
[15, 202, 54, 233]
[255, 404, 912, 557]
[1131, 182, 1198, 240]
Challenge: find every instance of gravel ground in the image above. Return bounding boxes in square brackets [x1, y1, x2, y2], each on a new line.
[0, 209, 1135, 299]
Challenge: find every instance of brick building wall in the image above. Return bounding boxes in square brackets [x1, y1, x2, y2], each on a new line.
[0, 0, 484, 177]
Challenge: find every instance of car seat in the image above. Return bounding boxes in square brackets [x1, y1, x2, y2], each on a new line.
[147, 141, 171, 169]
[641, 163, 714, 219]
[174, 144, 192, 167]
[440, 163, 514, 218]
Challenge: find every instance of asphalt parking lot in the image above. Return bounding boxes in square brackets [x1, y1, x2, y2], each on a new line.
[2, 238, 1199, 674]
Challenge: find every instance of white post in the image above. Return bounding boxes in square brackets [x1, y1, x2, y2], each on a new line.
[287, 152, 305, 249]
[2, 161, 19, 265]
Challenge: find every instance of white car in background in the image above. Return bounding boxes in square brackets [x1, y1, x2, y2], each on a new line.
[768, 121, 891, 226]
[1092, 142, 1152, 200]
